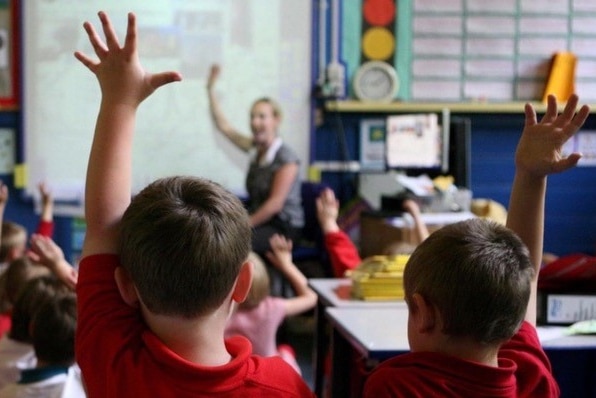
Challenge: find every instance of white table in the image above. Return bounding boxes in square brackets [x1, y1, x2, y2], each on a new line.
[325, 306, 596, 398]
[308, 278, 406, 397]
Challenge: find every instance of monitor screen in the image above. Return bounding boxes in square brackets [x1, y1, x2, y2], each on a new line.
[384, 114, 471, 189]
[385, 113, 445, 170]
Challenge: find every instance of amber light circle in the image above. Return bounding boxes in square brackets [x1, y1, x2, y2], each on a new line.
[362, 27, 395, 61]
[363, 0, 396, 26]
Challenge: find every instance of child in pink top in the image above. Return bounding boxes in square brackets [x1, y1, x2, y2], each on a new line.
[225, 234, 317, 374]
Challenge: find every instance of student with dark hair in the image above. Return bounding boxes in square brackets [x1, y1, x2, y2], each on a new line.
[73, 11, 314, 397]
[363, 94, 589, 397]
[0, 182, 56, 337]
[0, 293, 85, 397]
[0, 276, 72, 390]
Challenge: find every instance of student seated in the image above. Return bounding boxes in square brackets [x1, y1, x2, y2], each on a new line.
[0, 182, 55, 270]
[0, 293, 85, 397]
[73, 12, 314, 397]
[0, 275, 73, 390]
[0, 182, 56, 336]
[316, 187, 429, 277]
[225, 235, 317, 375]
[362, 94, 590, 397]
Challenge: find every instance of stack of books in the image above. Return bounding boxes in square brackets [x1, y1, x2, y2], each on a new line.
[351, 255, 409, 301]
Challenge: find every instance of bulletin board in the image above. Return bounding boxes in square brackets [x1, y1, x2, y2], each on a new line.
[21, 1, 312, 210]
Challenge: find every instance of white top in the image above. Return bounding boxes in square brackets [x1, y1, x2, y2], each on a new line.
[0, 365, 85, 398]
[0, 337, 36, 390]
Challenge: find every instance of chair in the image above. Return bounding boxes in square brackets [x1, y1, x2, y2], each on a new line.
[291, 181, 331, 278]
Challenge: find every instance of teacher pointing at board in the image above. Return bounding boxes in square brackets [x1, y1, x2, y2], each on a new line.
[206, 64, 304, 256]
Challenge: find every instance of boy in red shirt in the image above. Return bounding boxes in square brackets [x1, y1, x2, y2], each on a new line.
[363, 94, 589, 397]
[74, 12, 314, 397]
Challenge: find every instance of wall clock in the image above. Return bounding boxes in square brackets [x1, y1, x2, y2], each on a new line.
[353, 60, 399, 102]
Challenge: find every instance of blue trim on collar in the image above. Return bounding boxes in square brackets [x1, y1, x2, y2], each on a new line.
[19, 366, 69, 384]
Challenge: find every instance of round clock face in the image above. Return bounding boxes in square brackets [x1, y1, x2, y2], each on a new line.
[353, 61, 399, 102]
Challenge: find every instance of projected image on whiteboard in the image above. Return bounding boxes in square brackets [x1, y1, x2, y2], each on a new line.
[23, 1, 311, 207]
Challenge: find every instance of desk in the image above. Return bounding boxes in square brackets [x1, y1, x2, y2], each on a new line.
[326, 307, 409, 397]
[308, 278, 406, 397]
[326, 307, 596, 398]
[360, 211, 475, 257]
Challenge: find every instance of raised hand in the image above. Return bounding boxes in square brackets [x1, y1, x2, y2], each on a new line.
[29, 234, 78, 289]
[0, 181, 8, 210]
[316, 188, 340, 234]
[265, 234, 294, 271]
[207, 64, 221, 90]
[516, 94, 590, 177]
[38, 182, 52, 208]
[74, 11, 182, 108]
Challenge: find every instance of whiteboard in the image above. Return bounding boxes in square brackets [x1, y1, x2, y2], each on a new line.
[22, 1, 312, 211]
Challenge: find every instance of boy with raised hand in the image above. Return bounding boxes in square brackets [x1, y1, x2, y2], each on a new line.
[74, 11, 314, 398]
[363, 94, 589, 398]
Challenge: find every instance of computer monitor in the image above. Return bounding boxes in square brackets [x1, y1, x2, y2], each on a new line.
[385, 114, 471, 189]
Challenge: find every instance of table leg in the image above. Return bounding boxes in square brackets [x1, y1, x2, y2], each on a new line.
[313, 299, 328, 397]
[330, 324, 351, 398]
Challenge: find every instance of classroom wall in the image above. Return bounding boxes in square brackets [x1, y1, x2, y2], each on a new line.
[2, 1, 596, 261]
[315, 110, 596, 256]
[313, 0, 596, 256]
[0, 111, 74, 260]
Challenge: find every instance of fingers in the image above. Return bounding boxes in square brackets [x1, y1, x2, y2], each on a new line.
[553, 153, 581, 173]
[150, 71, 183, 90]
[554, 94, 579, 127]
[568, 104, 590, 133]
[209, 64, 220, 79]
[524, 102, 538, 127]
[123, 12, 137, 56]
[73, 51, 98, 72]
[83, 20, 108, 59]
[269, 233, 292, 251]
[98, 11, 121, 51]
[540, 94, 558, 124]
[0, 183, 8, 203]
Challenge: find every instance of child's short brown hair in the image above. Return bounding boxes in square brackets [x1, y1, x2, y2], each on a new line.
[120, 176, 251, 318]
[404, 218, 534, 345]
[10, 275, 72, 343]
[4, 257, 51, 305]
[31, 292, 77, 366]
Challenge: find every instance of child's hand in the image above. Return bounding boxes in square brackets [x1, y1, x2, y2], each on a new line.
[0, 181, 8, 209]
[28, 233, 65, 266]
[74, 12, 181, 108]
[316, 188, 340, 233]
[38, 182, 52, 207]
[402, 199, 421, 217]
[516, 94, 590, 178]
[207, 64, 220, 90]
[28, 234, 77, 289]
[265, 234, 293, 270]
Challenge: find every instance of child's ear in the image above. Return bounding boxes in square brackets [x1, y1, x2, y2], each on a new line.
[114, 266, 140, 307]
[231, 260, 253, 303]
[410, 293, 437, 333]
